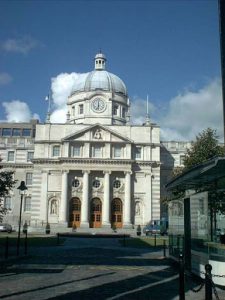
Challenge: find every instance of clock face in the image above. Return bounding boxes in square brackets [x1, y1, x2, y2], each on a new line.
[91, 98, 106, 112]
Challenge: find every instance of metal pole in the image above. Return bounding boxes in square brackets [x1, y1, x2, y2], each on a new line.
[179, 253, 185, 300]
[205, 264, 212, 300]
[5, 236, 9, 259]
[24, 230, 28, 255]
[163, 239, 166, 257]
[16, 194, 23, 256]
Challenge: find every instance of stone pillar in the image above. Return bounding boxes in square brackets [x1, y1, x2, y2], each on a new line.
[124, 171, 132, 227]
[40, 171, 48, 223]
[81, 170, 89, 227]
[59, 170, 68, 225]
[102, 171, 111, 227]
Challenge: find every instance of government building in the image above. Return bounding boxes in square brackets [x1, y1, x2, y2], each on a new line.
[0, 53, 189, 232]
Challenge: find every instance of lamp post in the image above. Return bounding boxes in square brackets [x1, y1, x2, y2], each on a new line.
[17, 181, 27, 256]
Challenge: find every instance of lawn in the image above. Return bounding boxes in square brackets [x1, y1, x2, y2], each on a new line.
[120, 236, 168, 248]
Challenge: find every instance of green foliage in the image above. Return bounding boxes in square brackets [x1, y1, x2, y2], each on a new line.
[0, 157, 16, 222]
[183, 128, 224, 171]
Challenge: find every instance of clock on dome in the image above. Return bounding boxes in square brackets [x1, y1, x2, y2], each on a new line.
[91, 98, 106, 112]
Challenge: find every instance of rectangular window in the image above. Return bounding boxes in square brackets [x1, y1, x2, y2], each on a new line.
[24, 197, 31, 212]
[135, 147, 141, 159]
[79, 104, 84, 114]
[114, 145, 121, 158]
[26, 173, 33, 185]
[93, 145, 102, 158]
[113, 105, 118, 115]
[2, 128, 11, 136]
[12, 128, 21, 136]
[8, 151, 15, 161]
[53, 145, 60, 157]
[122, 107, 126, 118]
[73, 145, 81, 157]
[22, 128, 31, 137]
[27, 152, 34, 161]
[4, 197, 11, 209]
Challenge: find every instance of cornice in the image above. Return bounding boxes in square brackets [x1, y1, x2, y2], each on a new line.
[0, 162, 34, 169]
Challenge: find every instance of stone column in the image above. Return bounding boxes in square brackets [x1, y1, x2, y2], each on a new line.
[40, 170, 48, 223]
[124, 171, 132, 227]
[81, 170, 89, 227]
[102, 171, 111, 227]
[59, 170, 68, 225]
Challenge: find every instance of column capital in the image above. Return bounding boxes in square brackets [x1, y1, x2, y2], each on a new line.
[62, 170, 69, 174]
[124, 171, 132, 175]
[82, 170, 90, 175]
[103, 170, 111, 175]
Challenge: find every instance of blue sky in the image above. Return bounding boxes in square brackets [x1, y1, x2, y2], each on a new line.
[0, 0, 223, 140]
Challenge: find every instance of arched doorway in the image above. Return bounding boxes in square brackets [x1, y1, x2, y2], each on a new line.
[69, 198, 81, 228]
[90, 198, 102, 228]
[111, 198, 123, 228]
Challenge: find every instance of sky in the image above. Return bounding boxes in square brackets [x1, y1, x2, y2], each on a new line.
[0, 0, 223, 141]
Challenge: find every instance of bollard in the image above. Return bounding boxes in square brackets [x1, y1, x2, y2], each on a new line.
[154, 234, 157, 247]
[179, 253, 185, 300]
[57, 233, 60, 246]
[24, 231, 28, 255]
[123, 234, 126, 247]
[5, 236, 9, 259]
[205, 264, 212, 300]
[163, 239, 166, 257]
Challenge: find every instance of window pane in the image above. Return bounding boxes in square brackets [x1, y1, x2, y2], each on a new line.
[73, 146, 80, 157]
[122, 107, 126, 118]
[12, 128, 21, 136]
[4, 197, 11, 209]
[27, 152, 34, 161]
[113, 105, 118, 115]
[79, 104, 84, 114]
[135, 147, 141, 159]
[22, 129, 31, 137]
[114, 146, 121, 158]
[24, 197, 31, 211]
[53, 146, 60, 156]
[8, 151, 15, 161]
[26, 173, 33, 185]
[93, 146, 101, 157]
[2, 128, 11, 136]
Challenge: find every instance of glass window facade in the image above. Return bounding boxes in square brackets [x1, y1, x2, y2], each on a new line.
[114, 146, 121, 158]
[22, 129, 31, 137]
[12, 128, 21, 136]
[93, 146, 101, 158]
[27, 152, 34, 161]
[2, 128, 11, 136]
[135, 147, 141, 159]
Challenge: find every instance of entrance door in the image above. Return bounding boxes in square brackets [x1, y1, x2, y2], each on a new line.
[69, 198, 81, 228]
[111, 198, 123, 228]
[90, 198, 102, 228]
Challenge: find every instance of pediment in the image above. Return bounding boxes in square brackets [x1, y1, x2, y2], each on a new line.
[62, 124, 133, 143]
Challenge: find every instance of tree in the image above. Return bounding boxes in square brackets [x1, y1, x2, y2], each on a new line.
[0, 158, 16, 222]
[183, 128, 224, 171]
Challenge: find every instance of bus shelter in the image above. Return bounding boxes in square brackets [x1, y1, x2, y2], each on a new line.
[166, 157, 225, 285]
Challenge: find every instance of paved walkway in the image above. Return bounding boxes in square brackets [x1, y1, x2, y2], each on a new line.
[0, 237, 224, 299]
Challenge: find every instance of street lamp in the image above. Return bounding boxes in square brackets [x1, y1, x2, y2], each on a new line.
[17, 181, 27, 256]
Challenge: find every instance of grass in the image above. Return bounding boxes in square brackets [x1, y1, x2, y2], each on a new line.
[120, 236, 168, 248]
[0, 233, 65, 247]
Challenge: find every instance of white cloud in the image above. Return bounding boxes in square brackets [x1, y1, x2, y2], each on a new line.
[0, 72, 12, 85]
[2, 100, 40, 122]
[1, 36, 41, 54]
[158, 79, 223, 141]
[50, 72, 88, 123]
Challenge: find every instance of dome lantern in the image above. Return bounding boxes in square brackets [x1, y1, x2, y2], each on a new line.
[95, 52, 106, 70]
